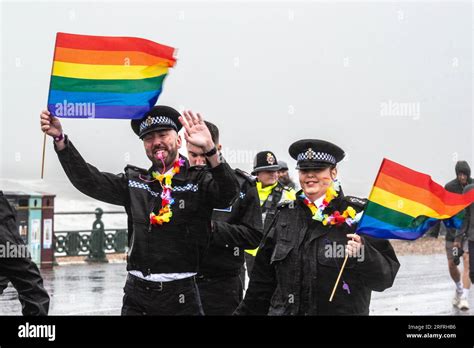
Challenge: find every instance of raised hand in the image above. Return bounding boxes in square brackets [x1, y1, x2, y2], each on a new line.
[179, 110, 214, 152]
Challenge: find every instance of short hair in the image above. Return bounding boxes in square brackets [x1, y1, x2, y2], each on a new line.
[204, 121, 220, 144]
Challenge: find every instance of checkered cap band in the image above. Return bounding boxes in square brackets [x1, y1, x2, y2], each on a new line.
[297, 151, 336, 164]
[140, 116, 177, 133]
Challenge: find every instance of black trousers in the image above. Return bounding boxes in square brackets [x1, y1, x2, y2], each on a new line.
[196, 274, 244, 315]
[0, 257, 50, 315]
[121, 273, 204, 315]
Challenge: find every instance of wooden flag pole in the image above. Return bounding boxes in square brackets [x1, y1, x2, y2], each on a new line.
[329, 233, 358, 302]
[41, 132, 47, 179]
[42, 32, 60, 179]
[329, 252, 349, 302]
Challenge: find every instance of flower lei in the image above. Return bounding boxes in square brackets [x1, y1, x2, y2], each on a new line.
[301, 180, 362, 226]
[149, 157, 186, 226]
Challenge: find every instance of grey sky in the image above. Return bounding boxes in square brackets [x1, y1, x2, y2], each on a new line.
[0, 0, 472, 201]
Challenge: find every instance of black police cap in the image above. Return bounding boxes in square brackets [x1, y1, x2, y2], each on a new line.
[131, 105, 182, 139]
[252, 151, 279, 175]
[289, 139, 345, 170]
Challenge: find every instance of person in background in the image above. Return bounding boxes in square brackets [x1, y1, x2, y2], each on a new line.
[431, 161, 472, 310]
[187, 121, 263, 315]
[277, 160, 296, 190]
[244, 152, 296, 276]
[454, 182, 474, 310]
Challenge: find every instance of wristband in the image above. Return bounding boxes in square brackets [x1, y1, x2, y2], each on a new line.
[204, 146, 217, 157]
[54, 133, 64, 142]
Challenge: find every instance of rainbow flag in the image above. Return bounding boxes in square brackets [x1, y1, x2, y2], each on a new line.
[356, 158, 474, 240]
[47, 32, 176, 119]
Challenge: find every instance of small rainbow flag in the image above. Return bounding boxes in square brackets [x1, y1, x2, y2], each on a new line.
[356, 158, 474, 240]
[47, 32, 176, 119]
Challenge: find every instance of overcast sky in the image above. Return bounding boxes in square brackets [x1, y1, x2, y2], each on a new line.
[0, 0, 472, 201]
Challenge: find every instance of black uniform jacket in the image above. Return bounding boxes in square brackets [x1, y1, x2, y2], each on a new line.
[55, 136, 239, 275]
[199, 168, 263, 277]
[235, 190, 400, 315]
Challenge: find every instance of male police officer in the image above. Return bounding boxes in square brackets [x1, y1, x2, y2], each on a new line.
[40, 106, 239, 315]
[244, 151, 296, 275]
[186, 121, 263, 315]
[0, 192, 50, 315]
[235, 139, 399, 315]
[277, 160, 296, 190]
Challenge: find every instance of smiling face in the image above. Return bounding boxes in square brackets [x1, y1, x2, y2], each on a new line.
[299, 167, 338, 201]
[143, 129, 181, 169]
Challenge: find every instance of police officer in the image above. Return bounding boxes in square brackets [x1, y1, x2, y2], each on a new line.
[186, 121, 263, 315]
[244, 151, 296, 276]
[0, 192, 50, 315]
[235, 139, 400, 315]
[277, 160, 297, 190]
[40, 106, 239, 315]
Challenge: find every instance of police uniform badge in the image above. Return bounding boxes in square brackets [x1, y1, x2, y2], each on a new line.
[146, 116, 153, 126]
[267, 153, 276, 165]
[306, 148, 316, 160]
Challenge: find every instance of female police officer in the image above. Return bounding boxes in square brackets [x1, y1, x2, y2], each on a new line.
[235, 139, 400, 315]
